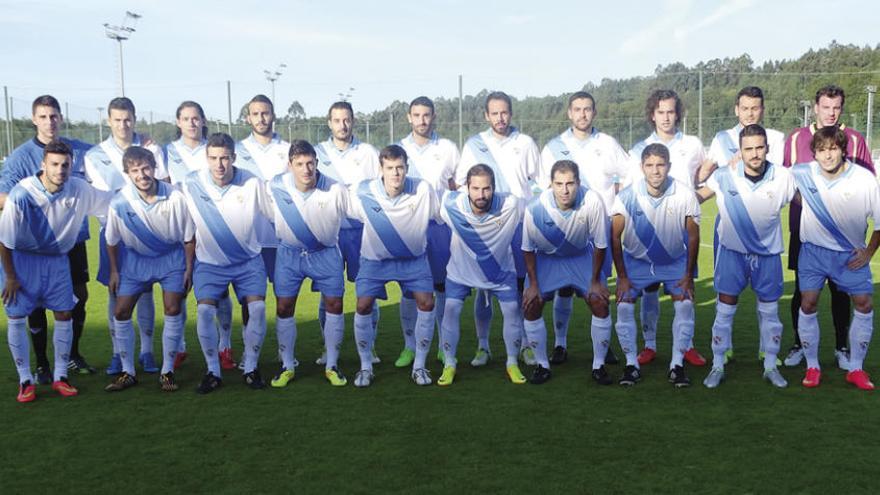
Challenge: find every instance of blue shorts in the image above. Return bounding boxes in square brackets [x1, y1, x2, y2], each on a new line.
[511, 223, 525, 278]
[193, 255, 267, 302]
[118, 246, 187, 296]
[339, 226, 363, 282]
[597, 218, 613, 280]
[798, 242, 873, 295]
[261, 247, 277, 283]
[623, 252, 688, 298]
[355, 255, 434, 299]
[527, 250, 602, 300]
[1, 251, 75, 318]
[426, 220, 451, 284]
[97, 228, 122, 286]
[274, 244, 345, 298]
[714, 245, 783, 301]
[446, 272, 519, 302]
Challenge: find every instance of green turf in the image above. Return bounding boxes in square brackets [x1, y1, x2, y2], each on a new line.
[1, 200, 879, 493]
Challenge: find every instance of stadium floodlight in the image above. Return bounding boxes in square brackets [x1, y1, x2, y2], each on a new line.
[103, 11, 141, 97]
[264, 63, 287, 104]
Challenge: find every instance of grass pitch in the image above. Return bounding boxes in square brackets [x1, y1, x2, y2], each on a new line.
[1, 200, 878, 494]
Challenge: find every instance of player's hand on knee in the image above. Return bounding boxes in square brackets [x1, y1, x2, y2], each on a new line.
[2, 277, 20, 305]
[676, 276, 695, 300]
[615, 276, 633, 303]
[183, 270, 193, 295]
[589, 281, 610, 305]
[108, 271, 120, 296]
[522, 285, 542, 314]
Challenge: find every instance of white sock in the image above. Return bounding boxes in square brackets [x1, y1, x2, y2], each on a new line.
[474, 290, 492, 350]
[196, 303, 221, 376]
[711, 301, 737, 370]
[217, 294, 233, 351]
[434, 291, 447, 333]
[242, 300, 266, 373]
[136, 291, 155, 355]
[591, 315, 612, 370]
[107, 291, 120, 355]
[354, 312, 374, 372]
[641, 290, 660, 350]
[757, 301, 783, 371]
[553, 294, 573, 348]
[523, 317, 550, 368]
[441, 298, 464, 367]
[53, 319, 73, 381]
[413, 308, 435, 370]
[178, 299, 187, 353]
[276, 315, 297, 371]
[399, 296, 417, 351]
[161, 313, 183, 374]
[798, 309, 820, 370]
[7, 318, 33, 384]
[848, 310, 874, 371]
[671, 300, 694, 369]
[499, 300, 523, 366]
[114, 318, 136, 375]
[323, 312, 344, 370]
[615, 302, 639, 367]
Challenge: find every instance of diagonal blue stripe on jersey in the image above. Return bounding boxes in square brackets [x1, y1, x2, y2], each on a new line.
[545, 136, 572, 163]
[270, 175, 326, 252]
[357, 180, 416, 258]
[714, 167, 772, 255]
[444, 191, 506, 283]
[111, 195, 180, 256]
[529, 191, 589, 257]
[792, 164, 855, 251]
[467, 134, 511, 194]
[186, 175, 253, 264]
[619, 187, 676, 265]
[716, 130, 738, 164]
[8, 186, 61, 254]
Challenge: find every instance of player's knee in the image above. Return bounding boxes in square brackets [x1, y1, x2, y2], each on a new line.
[356, 299, 373, 315]
[114, 306, 134, 321]
[324, 298, 343, 315]
[853, 296, 873, 314]
[589, 297, 610, 318]
[415, 294, 434, 312]
[523, 306, 541, 321]
[164, 301, 182, 317]
[800, 298, 819, 314]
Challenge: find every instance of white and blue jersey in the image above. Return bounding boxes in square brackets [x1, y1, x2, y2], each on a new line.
[441, 190, 523, 290]
[793, 161, 880, 252]
[456, 127, 540, 200]
[0, 175, 112, 255]
[164, 138, 207, 186]
[181, 167, 272, 267]
[522, 186, 607, 255]
[0, 137, 92, 242]
[83, 134, 168, 193]
[628, 131, 705, 190]
[235, 133, 289, 182]
[397, 132, 459, 201]
[539, 128, 630, 210]
[266, 172, 348, 251]
[314, 136, 380, 228]
[707, 163, 794, 255]
[611, 177, 700, 264]
[709, 125, 785, 168]
[348, 177, 437, 261]
[104, 181, 194, 256]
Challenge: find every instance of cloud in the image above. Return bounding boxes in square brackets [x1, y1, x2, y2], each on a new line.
[618, 0, 695, 55]
[673, 0, 756, 40]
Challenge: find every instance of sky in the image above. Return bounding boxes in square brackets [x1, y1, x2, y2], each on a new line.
[1, 0, 878, 123]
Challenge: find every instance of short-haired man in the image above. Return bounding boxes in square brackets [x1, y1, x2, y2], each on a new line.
[611, 143, 701, 387]
[394, 96, 460, 368]
[221, 95, 290, 370]
[347, 145, 438, 387]
[104, 147, 195, 392]
[628, 89, 707, 367]
[438, 164, 527, 386]
[522, 160, 616, 385]
[791, 126, 880, 390]
[456, 91, 540, 367]
[781, 85, 875, 370]
[0, 95, 94, 381]
[181, 133, 273, 393]
[709, 86, 786, 168]
[314, 101, 381, 364]
[1, 141, 112, 401]
[696, 125, 794, 388]
[264, 140, 349, 387]
[539, 91, 629, 366]
[85, 97, 167, 376]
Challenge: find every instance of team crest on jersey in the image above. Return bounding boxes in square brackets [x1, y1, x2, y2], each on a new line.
[667, 206, 674, 215]
[765, 191, 774, 199]
[495, 219, 504, 227]
[318, 201, 327, 208]
[514, 147, 521, 155]
[62, 198, 75, 208]
[679, 149, 686, 157]
[236, 194, 244, 203]
[433, 153, 442, 161]
[843, 192, 852, 200]
[277, 152, 286, 161]
[594, 149, 602, 157]
[409, 204, 417, 212]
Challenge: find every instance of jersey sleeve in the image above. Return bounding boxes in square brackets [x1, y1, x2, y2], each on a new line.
[455, 141, 477, 187]
[684, 191, 701, 225]
[609, 138, 631, 186]
[524, 138, 540, 180]
[0, 193, 22, 248]
[82, 182, 114, 219]
[346, 185, 365, 222]
[148, 142, 170, 181]
[708, 135, 725, 166]
[104, 203, 122, 247]
[609, 193, 626, 218]
[538, 145, 554, 191]
[0, 155, 31, 194]
[782, 132, 796, 167]
[254, 178, 274, 221]
[521, 206, 536, 252]
[587, 193, 608, 249]
[365, 146, 381, 180]
[853, 133, 875, 173]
